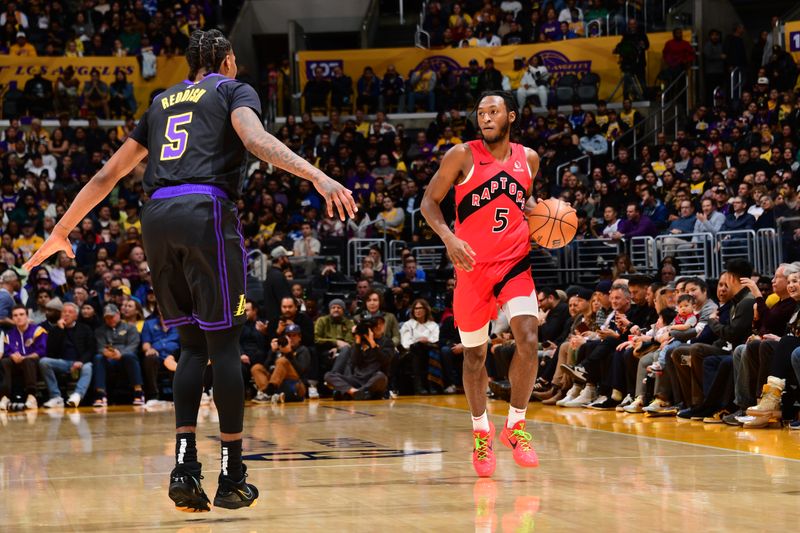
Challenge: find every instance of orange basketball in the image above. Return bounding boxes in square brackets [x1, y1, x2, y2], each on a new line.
[527, 198, 578, 249]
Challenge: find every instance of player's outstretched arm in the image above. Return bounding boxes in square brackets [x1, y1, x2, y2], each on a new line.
[231, 107, 356, 221]
[23, 138, 148, 271]
[421, 144, 476, 272]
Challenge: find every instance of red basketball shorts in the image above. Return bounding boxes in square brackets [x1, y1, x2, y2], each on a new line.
[453, 255, 538, 347]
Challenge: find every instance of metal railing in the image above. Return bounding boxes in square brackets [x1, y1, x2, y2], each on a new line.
[628, 236, 657, 274]
[655, 232, 714, 276]
[360, 0, 381, 49]
[585, 15, 611, 37]
[412, 245, 446, 271]
[388, 240, 408, 271]
[246, 249, 267, 280]
[660, 71, 689, 137]
[730, 67, 743, 102]
[529, 245, 567, 286]
[569, 238, 624, 284]
[715, 230, 757, 278]
[776, 216, 800, 264]
[755, 228, 780, 277]
[414, 25, 430, 49]
[348, 238, 386, 276]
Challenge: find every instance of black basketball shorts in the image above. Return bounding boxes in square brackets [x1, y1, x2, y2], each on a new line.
[141, 184, 247, 331]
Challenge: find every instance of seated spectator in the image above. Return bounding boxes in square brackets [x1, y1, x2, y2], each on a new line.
[141, 307, 180, 405]
[579, 125, 608, 158]
[612, 202, 657, 239]
[259, 326, 310, 403]
[720, 196, 756, 232]
[393, 256, 427, 287]
[356, 66, 380, 113]
[694, 197, 726, 236]
[356, 290, 401, 346]
[292, 221, 320, 258]
[109, 71, 136, 118]
[0, 305, 47, 411]
[313, 298, 355, 397]
[407, 59, 437, 112]
[516, 56, 549, 109]
[92, 303, 143, 407]
[303, 66, 331, 113]
[400, 299, 440, 395]
[39, 302, 95, 408]
[324, 311, 393, 400]
[82, 69, 110, 118]
[330, 66, 353, 112]
[376, 196, 405, 239]
[380, 64, 405, 112]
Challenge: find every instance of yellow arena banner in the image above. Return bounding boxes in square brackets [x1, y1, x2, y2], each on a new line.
[785, 21, 800, 62]
[298, 32, 679, 103]
[0, 56, 188, 117]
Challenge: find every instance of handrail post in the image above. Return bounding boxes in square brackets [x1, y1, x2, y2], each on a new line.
[399, 0, 404, 25]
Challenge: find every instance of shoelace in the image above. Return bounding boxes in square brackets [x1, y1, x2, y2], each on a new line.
[474, 434, 490, 461]
[511, 429, 533, 452]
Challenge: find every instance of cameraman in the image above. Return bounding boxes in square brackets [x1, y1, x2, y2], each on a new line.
[516, 55, 549, 109]
[324, 312, 394, 400]
[258, 324, 310, 403]
[613, 19, 648, 100]
[264, 296, 314, 348]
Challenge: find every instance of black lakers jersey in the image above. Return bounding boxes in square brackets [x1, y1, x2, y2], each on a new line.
[131, 73, 262, 197]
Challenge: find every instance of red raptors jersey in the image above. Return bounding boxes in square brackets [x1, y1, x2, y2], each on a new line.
[454, 140, 532, 264]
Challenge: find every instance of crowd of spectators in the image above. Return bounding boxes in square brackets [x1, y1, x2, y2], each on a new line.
[0, 6, 799, 437]
[420, 0, 671, 47]
[0, 0, 235, 119]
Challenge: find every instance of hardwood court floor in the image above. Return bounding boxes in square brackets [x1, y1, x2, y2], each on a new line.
[2, 396, 800, 532]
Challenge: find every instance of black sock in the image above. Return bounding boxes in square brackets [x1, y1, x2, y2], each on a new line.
[221, 439, 243, 480]
[175, 432, 200, 474]
[265, 383, 276, 395]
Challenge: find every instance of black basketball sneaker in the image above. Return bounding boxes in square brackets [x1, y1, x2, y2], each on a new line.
[168, 466, 211, 512]
[213, 464, 259, 509]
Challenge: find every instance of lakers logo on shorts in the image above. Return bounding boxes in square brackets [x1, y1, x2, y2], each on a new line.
[234, 294, 246, 316]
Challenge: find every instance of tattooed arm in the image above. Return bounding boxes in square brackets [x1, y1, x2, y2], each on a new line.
[231, 107, 357, 220]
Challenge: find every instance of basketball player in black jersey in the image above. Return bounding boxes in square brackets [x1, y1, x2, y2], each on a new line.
[25, 30, 357, 512]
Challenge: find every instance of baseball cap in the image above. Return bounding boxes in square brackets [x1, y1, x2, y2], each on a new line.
[46, 297, 64, 311]
[569, 287, 594, 301]
[103, 303, 120, 316]
[469, 58, 479, 65]
[595, 280, 613, 294]
[285, 324, 302, 334]
[270, 246, 293, 259]
[757, 77, 769, 85]
[16, 31, 25, 38]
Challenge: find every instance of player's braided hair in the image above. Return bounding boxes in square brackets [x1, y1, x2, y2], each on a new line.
[186, 29, 232, 81]
[472, 90, 520, 131]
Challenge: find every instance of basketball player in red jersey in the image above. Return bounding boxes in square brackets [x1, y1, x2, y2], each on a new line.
[421, 91, 540, 477]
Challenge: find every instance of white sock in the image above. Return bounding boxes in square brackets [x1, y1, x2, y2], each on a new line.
[507, 406, 526, 428]
[471, 411, 490, 433]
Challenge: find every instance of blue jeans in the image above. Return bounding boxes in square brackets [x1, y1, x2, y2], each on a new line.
[93, 352, 143, 393]
[408, 90, 434, 112]
[39, 357, 93, 399]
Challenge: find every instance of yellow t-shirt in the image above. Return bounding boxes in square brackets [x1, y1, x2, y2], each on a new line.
[9, 43, 37, 56]
[13, 235, 44, 261]
[506, 69, 525, 90]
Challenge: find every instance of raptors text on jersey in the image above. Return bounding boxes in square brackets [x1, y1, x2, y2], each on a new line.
[454, 140, 532, 264]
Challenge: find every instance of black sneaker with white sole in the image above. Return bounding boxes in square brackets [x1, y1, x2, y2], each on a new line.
[588, 397, 620, 411]
[560, 364, 588, 385]
[214, 464, 259, 509]
[169, 466, 211, 513]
